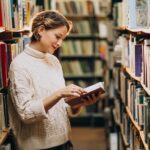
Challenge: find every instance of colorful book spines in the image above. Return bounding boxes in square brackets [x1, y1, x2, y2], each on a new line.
[135, 44, 142, 77]
[0, 43, 7, 87]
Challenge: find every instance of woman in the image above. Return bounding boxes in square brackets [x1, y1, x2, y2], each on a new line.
[8, 10, 104, 150]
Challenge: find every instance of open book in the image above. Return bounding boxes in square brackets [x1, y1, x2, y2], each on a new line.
[65, 82, 105, 107]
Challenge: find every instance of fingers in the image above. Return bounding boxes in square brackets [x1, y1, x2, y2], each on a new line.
[61, 84, 87, 98]
[99, 92, 108, 100]
[80, 95, 96, 106]
[70, 84, 87, 94]
[80, 91, 106, 106]
[69, 84, 87, 96]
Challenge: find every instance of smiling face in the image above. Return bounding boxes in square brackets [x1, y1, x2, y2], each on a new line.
[30, 10, 72, 54]
[37, 25, 68, 54]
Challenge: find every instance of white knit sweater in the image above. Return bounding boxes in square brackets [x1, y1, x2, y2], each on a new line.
[8, 45, 71, 150]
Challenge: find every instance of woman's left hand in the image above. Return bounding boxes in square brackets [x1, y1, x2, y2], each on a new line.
[71, 91, 107, 109]
[82, 91, 107, 106]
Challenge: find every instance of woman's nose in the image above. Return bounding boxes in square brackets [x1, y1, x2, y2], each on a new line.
[57, 39, 63, 47]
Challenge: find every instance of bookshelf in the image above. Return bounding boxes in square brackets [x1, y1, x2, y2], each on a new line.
[0, 0, 111, 148]
[110, 0, 150, 149]
[0, 0, 53, 148]
[0, 30, 31, 149]
[54, 0, 111, 116]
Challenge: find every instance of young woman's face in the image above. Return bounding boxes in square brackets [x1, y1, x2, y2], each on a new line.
[39, 26, 68, 54]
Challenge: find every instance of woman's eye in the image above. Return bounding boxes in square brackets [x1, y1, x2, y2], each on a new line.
[56, 35, 60, 39]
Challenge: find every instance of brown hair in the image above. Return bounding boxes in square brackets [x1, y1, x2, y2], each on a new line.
[30, 10, 72, 42]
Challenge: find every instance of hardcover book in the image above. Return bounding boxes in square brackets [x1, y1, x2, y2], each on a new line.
[65, 82, 105, 108]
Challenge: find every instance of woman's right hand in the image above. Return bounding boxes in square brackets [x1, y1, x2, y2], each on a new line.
[43, 84, 86, 112]
[57, 84, 87, 99]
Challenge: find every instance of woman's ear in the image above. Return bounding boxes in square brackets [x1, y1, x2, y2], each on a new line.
[38, 25, 45, 36]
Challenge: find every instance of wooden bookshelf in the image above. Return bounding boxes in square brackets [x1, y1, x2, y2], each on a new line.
[125, 107, 149, 150]
[112, 1, 150, 150]
[0, 128, 11, 144]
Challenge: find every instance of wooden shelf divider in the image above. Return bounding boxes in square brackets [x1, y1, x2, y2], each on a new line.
[0, 128, 11, 144]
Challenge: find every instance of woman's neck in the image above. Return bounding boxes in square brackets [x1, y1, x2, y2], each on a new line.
[29, 42, 46, 53]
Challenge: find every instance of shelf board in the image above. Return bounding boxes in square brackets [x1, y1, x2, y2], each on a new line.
[114, 26, 150, 35]
[60, 55, 96, 59]
[0, 128, 11, 144]
[66, 35, 107, 40]
[0, 29, 30, 40]
[60, 55, 101, 60]
[65, 15, 108, 20]
[139, 131, 149, 150]
[125, 107, 149, 150]
[125, 107, 140, 131]
[64, 74, 103, 80]
[124, 67, 150, 95]
[125, 67, 141, 82]
[141, 83, 150, 95]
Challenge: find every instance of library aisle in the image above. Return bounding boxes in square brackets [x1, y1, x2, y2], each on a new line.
[1, 0, 150, 150]
[71, 127, 107, 150]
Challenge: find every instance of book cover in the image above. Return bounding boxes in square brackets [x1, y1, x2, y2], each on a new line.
[65, 82, 105, 107]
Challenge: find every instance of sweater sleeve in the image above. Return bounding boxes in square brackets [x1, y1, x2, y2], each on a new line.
[9, 64, 48, 124]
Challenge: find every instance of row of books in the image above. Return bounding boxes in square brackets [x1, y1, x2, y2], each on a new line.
[112, 1, 150, 149]
[0, 0, 52, 30]
[113, 0, 149, 29]
[61, 40, 109, 59]
[113, 66, 150, 149]
[55, 0, 111, 16]
[114, 96, 148, 149]
[114, 103, 147, 150]
[120, 72, 149, 130]
[0, 36, 30, 89]
[0, 0, 110, 32]
[70, 20, 108, 36]
[61, 40, 93, 56]
[112, 70, 148, 149]
[114, 35, 148, 82]
[62, 60, 103, 76]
